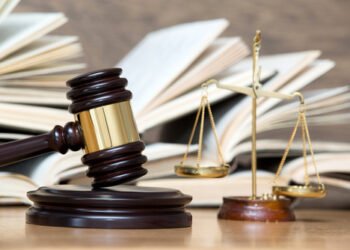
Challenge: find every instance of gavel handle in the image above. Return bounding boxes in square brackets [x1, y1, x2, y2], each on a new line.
[0, 122, 84, 167]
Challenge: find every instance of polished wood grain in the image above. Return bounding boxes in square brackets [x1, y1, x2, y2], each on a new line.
[0, 69, 148, 188]
[26, 185, 192, 229]
[218, 197, 295, 222]
[0, 122, 83, 166]
[67, 68, 148, 187]
[0, 207, 349, 249]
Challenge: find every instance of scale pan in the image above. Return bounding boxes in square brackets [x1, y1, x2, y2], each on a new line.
[174, 164, 230, 178]
[272, 184, 326, 198]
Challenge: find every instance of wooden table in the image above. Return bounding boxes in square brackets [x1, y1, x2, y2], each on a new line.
[0, 207, 349, 250]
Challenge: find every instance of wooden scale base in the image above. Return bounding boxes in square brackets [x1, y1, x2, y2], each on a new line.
[26, 185, 192, 229]
[218, 196, 295, 222]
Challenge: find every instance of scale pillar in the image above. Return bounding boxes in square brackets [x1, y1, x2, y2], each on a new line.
[218, 30, 295, 222]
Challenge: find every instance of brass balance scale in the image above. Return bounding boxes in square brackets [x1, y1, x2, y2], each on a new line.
[174, 30, 326, 221]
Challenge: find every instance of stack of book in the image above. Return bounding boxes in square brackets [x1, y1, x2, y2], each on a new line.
[0, 0, 85, 204]
[0, 16, 349, 207]
[0, 0, 85, 135]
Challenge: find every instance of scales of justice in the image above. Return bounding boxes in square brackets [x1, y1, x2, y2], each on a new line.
[175, 30, 326, 222]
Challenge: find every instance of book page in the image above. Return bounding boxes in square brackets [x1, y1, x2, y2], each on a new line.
[0, 35, 79, 73]
[144, 37, 249, 111]
[0, 102, 71, 132]
[0, 0, 19, 24]
[0, 87, 68, 106]
[144, 142, 197, 161]
[0, 74, 75, 87]
[116, 19, 229, 115]
[0, 132, 31, 140]
[137, 68, 276, 132]
[219, 59, 335, 161]
[0, 43, 82, 75]
[204, 51, 323, 160]
[0, 62, 86, 79]
[30, 152, 83, 186]
[230, 139, 350, 159]
[28, 143, 198, 186]
[0, 13, 67, 59]
[282, 153, 350, 187]
[138, 170, 283, 206]
[53, 143, 199, 184]
[0, 172, 36, 205]
[257, 86, 350, 132]
[314, 176, 350, 190]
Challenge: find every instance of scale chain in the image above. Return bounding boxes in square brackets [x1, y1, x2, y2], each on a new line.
[179, 87, 226, 168]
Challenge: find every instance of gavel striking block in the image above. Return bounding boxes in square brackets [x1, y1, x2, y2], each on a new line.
[0, 68, 192, 229]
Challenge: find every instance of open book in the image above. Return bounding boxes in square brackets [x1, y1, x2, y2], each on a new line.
[139, 153, 350, 206]
[0, 143, 197, 204]
[0, 0, 85, 88]
[0, 0, 86, 203]
[116, 19, 350, 206]
[0, 0, 85, 136]
[0, 18, 348, 206]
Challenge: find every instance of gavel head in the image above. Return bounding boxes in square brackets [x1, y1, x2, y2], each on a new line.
[66, 68, 147, 188]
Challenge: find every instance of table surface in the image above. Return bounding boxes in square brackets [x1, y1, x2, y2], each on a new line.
[0, 207, 349, 250]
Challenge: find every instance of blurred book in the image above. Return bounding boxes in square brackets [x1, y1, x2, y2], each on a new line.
[0, 0, 84, 85]
[138, 152, 350, 207]
[0, 0, 85, 128]
[0, 0, 85, 133]
[0, 18, 349, 207]
[0, 143, 197, 204]
[117, 18, 350, 208]
[0, 0, 87, 203]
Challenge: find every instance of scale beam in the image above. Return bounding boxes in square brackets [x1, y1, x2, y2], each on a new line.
[216, 81, 299, 101]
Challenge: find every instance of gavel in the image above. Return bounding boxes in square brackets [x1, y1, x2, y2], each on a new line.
[0, 68, 147, 188]
[0, 68, 192, 229]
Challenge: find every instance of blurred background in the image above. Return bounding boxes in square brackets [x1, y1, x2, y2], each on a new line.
[17, 0, 349, 88]
[0, 0, 347, 210]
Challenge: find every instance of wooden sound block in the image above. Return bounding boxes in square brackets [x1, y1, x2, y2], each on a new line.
[218, 196, 295, 222]
[26, 185, 192, 229]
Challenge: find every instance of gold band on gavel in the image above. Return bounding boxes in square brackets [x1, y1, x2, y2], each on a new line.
[75, 101, 140, 153]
